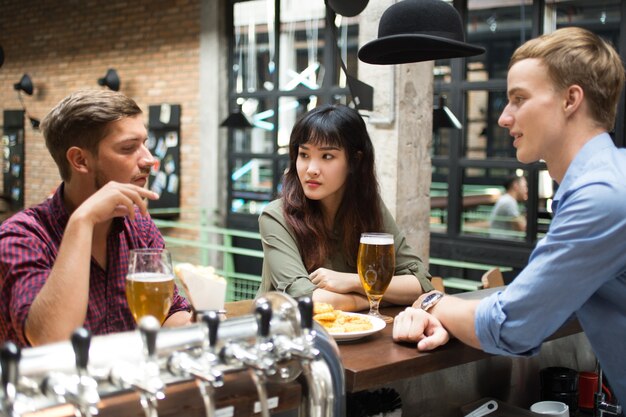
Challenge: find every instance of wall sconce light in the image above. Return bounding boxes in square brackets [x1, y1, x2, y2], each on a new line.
[97, 68, 120, 91]
[14, 74, 34, 95]
[14, 73, 40, 129]
[433, 95, 462, 131]
[220, 107, 253, 129]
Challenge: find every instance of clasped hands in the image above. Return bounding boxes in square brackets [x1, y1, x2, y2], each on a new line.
[392, 306, 450, 351]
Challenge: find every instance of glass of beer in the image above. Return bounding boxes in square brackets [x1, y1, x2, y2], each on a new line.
[357, 233, 395, 323]
[126, 248, 175, 325]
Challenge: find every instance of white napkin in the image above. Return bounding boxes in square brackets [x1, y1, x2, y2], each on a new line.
[175, 263, 227, 311]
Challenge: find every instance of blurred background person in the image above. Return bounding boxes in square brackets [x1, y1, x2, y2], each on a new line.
[488, 175, 528, 238]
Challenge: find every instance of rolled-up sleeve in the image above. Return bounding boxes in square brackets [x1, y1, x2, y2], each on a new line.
[475, 180, 624, 356]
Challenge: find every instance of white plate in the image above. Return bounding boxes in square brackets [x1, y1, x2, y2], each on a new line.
[327, 313, 386, 342]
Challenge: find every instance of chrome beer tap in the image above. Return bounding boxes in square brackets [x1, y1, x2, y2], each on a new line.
[110, 316, 164, 417]
[594, 367, 622, 417]
[296, 297, 334, 417]
[219, 300, 275, 417]
[1, 342, 23, 417]
[41, 328, 100, 417]
[168, 311, 223, 417]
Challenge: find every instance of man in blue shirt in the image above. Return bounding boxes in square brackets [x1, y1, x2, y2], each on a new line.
[393, 27, 626, 407]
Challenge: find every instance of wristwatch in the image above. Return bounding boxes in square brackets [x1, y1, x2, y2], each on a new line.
[420, 291, 445, 312]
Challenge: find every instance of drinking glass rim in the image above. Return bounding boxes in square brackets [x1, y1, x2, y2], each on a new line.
[130, 248, 170, 254]
[360, 232, 393, 237]
[360, 232, 394, 244]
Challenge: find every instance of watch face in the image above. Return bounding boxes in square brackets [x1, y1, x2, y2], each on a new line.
[423, 292, 439, 303]
[421, 291, 443, 311]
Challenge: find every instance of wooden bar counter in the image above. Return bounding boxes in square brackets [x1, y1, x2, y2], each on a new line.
[225, 291, 592, 416]
[337, 305, 583, 393]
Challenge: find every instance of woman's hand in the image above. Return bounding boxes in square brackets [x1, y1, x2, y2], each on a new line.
[309, 268, 362, 294]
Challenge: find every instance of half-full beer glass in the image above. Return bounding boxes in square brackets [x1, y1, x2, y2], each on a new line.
[126, 248, 175, 325]
[357, 233, 395, 323]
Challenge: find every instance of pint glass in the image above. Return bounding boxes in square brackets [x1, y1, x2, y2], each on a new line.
[357, 233, 395, 323]
[126, 248, 175, 325]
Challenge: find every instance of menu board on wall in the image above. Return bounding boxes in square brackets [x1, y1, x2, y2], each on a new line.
[2, 110, 25, 212]
[147, 104, 181, 218]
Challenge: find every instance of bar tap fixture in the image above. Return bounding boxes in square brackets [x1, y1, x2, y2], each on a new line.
[110, 316, 165, 417]
[219, 300, 275, 417]
[296, 297, 335, 417]
[1, 342, 24, 417]
[41, 328, 100, 417]
[594, 367, 621, 417]
[168, 311, 223, 417]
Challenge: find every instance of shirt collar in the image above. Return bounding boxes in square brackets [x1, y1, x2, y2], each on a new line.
[552, 133, 614, 211]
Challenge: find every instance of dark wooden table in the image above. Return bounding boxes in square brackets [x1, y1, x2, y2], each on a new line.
[338, 304, 582, 393]
[225, 294, 582, 394]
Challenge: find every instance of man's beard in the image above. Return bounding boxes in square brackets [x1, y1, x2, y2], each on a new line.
[94, 166, 107, 190]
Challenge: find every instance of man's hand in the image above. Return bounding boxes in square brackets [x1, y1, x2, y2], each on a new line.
[72, 181, 159, 226]
[393, 307, 450, 351]
[309, 268, 361, 294]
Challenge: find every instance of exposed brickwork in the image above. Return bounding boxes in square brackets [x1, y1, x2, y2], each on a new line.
[0, 0, 202, 218]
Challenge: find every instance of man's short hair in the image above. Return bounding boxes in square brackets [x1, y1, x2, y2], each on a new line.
[40, 89, 142, 181]
[510, 27, 625, 132]
[503, 175, 523, 192]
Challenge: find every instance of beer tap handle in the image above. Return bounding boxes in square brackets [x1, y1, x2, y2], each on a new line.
[139, 316, 160, 359]
[71, 328, 91, 373]
[255, 301, 272, 339]
[298, 297, 314, 331]
[1, 342, 20, 402]
[200, 311, 220, 351]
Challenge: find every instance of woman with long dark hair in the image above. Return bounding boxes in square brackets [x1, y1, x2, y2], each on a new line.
[257, 104, 433, 311]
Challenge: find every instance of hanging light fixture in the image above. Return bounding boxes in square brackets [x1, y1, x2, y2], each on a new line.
[220, 106, 253, 129]
[326, 0, 369, 17]
[97, 68, 121, 91]
[433, 95, 462, 130]
[13, 73, 40, 129]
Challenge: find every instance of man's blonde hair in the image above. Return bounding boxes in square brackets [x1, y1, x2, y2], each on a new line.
[510, 27, 625, 131]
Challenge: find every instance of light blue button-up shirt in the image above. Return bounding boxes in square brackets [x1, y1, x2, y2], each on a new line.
[475, 133, 626, 406]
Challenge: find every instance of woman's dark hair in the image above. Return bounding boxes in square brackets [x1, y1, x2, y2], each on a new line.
[282, 104, 383, 271]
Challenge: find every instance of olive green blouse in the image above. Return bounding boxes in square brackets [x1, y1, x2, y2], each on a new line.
[257, 198, 433, 298]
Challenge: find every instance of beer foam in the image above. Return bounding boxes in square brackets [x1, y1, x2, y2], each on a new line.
[360, 235, 393, 245]
[127, 272, 174, 282]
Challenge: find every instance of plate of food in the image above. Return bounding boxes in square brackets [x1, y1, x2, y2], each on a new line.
[314, 303, 386, 342]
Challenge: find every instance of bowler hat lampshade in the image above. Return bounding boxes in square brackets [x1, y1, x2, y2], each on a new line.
[358, 0, 485, 64]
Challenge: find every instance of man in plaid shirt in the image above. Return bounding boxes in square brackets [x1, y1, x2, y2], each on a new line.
[0, 90, 191, 346]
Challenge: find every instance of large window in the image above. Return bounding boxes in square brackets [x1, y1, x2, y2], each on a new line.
[430, 0, 624, 271]
[227, 0, 360, 228]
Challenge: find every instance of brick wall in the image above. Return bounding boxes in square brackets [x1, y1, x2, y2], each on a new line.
[0, 0, 202, 212]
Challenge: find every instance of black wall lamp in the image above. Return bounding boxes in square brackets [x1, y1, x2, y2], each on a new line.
[98, 68, 120, 91]
[14, 73, 40, 129]
[433, 95, 462, 131]
[220, 106, 253, 129]
[14, 74, 34, 96]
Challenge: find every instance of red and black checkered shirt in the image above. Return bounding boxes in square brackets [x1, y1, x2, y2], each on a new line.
[0, 184, 190, 346]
